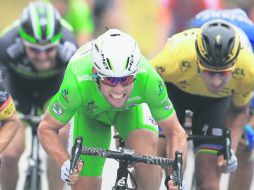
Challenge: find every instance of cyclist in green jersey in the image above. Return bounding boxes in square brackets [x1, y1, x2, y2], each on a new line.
[38, 29, 187, 190]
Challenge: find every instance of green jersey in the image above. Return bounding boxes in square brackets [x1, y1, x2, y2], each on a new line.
[64, 0, 94, 34]
[48, 42, 174, 125]
[48, 0, 94, 34]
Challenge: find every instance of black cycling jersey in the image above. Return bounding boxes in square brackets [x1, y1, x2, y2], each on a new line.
[0, 21, 77, 79]
[0, 21, 78, 114]
[0, 72, 10, 111]
[165, 82, 231, 149]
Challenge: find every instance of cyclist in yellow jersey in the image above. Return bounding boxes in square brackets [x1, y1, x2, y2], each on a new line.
[151, 20, 254, 190]
[0, 90, 21, 154]
[0, 2, 77, 190]
[0, 84, 22, 172]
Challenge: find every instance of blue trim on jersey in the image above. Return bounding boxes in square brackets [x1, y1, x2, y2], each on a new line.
[249, 96, 254, 110]
[188, 9, 254, 51]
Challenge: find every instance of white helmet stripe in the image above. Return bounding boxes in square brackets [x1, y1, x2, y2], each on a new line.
[29, 3, 41, 40]
[47, 2, 55, 39]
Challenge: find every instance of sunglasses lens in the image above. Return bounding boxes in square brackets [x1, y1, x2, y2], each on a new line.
[45, 47, 55, 53]
[103, 77, 118, 86]
[29, 47, 41, 54]
[27, 44, 56, 54]
[202, 69, 232, 77]
[120, 76, 134, 85]
[102, 76, 135, 86]
[198, 60, 233, 77]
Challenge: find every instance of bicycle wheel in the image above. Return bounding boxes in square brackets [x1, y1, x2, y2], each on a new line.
[23, 166, 41, 190]
[23, 174, 31, 190]
[30, 165, 41, 190]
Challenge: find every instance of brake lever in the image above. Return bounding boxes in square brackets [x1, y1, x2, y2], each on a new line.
[172, 151, 183, 190]
[223, 128, 231, 160]
[70, 136, 83, 174]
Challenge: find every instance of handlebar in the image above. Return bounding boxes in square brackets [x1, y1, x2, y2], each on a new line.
[19, 114, 41, 124]
[70, 136, 183, 189]
[18, 104, 42, 126]
[19, 114, 42, 129]
[187, 128, 232, 160]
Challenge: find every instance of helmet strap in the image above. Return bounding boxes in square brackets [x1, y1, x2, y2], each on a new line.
[92, 67, 100, 86]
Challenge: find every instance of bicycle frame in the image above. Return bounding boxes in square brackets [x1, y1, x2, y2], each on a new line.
[70, 137, 184, 190]
[20, 104, 42, 190]
[113, 134, 136, 190]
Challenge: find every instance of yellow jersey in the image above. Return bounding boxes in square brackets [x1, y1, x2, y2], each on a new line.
[151, 28, 254, 107]
[0, 96, 15, 120]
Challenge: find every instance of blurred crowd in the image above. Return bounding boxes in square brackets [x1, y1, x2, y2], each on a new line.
[1, 0, 254, 58]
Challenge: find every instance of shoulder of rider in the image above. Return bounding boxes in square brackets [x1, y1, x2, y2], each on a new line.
[57, 21, 78, 64]
[0, 21, 25, 61]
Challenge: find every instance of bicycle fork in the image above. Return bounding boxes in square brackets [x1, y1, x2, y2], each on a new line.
[113, 161, 131, 190]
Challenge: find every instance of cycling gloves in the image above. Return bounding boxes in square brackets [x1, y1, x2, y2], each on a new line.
[61, 159, 71, 183]
[223, 149, 238, 173]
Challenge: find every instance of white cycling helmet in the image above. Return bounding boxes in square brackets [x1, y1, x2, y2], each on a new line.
[92, 29, 141, 78]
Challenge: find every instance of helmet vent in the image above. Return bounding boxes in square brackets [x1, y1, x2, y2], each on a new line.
[110, 34, 120, 37]
[94, 62, 101, 70]
[125, 57, 130, 69]
[97, 71, 105, 77]
[95, 44, 99, 52]
[106, 58, 112, 70]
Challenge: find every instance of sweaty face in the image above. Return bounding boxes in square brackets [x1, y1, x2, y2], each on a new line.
[198, 59, 234, 93]
[24, 42, 58, 71]
[99, 80, 134, 108]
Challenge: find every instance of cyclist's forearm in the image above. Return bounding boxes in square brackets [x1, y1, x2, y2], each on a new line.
[157, 114, 187, 168]
[38, 116, 69, 168]
[0, 115, 19, 153]
[225, 104, 248, 151]
[166, 131, 187, 170]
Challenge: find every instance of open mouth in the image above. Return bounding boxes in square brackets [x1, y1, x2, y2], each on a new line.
[209, 85, 224, 92]
[110, 93, 127, 99]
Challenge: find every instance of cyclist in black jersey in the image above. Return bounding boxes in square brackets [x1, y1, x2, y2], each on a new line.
[0, 2, 77, 190]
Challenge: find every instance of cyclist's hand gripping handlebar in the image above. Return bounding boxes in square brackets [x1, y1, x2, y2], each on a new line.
[165, 151, 183, 190]
[220, 128, 237, 173]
